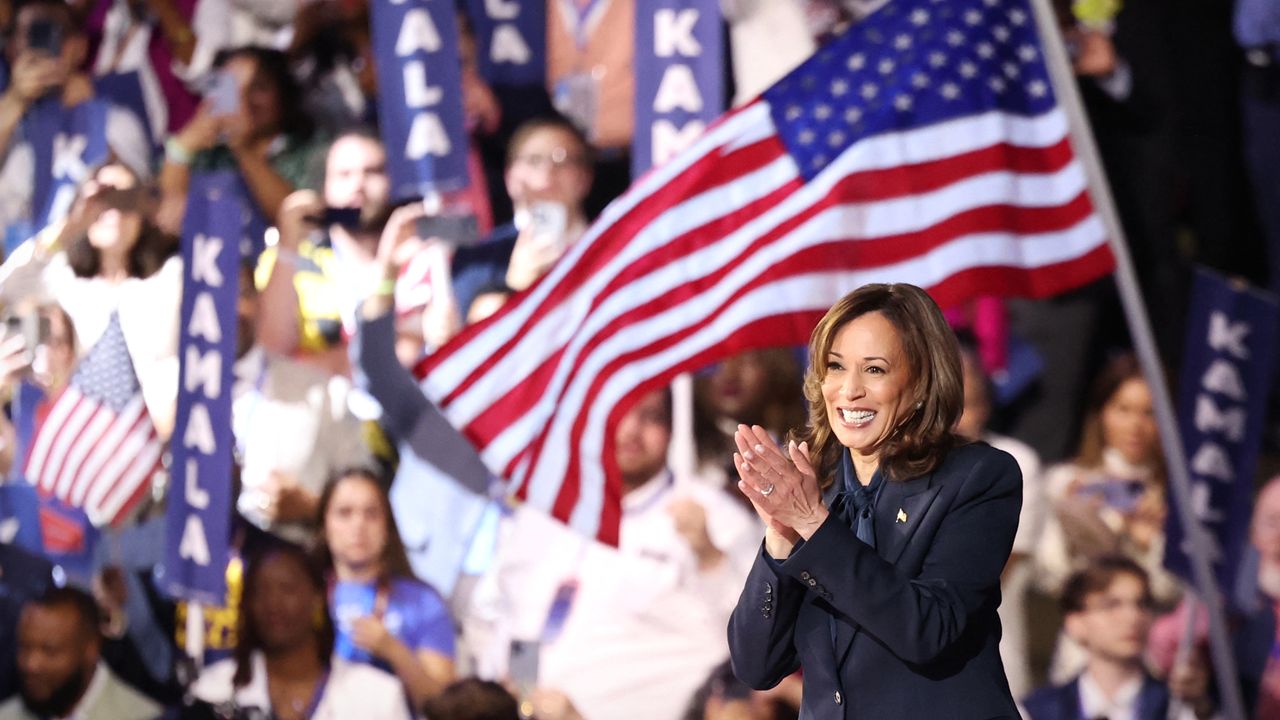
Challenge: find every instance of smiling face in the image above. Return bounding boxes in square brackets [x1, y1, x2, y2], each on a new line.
[821, 312, 917, 468]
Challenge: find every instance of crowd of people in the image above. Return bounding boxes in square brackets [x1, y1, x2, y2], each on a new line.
[0, 0, 1277, 717]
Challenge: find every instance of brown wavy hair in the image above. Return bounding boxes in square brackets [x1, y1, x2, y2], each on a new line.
[64, 164, 177, 280]
[797, 284, 963, 487]
[1074, 352, 1165, 479]
[313, 467, 415, 584]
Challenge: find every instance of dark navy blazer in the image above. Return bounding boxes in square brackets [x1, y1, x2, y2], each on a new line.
[727, 442, 1022, 720]
[1021, 674, 1171, 720]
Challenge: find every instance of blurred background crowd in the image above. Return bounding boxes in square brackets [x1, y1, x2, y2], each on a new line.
[0, 0, 1277, 717]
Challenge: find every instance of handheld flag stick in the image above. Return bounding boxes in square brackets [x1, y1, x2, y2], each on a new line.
[1027, 0, 1245, 716]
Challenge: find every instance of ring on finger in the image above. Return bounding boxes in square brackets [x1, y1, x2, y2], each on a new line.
[761, 483, 776, 497]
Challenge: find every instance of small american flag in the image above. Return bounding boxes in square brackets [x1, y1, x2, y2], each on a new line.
[24, 312, 163, 527]
[417, 0, 1115, 544]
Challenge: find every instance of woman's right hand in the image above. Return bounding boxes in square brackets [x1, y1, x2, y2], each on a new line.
[173, 105, 223, 156]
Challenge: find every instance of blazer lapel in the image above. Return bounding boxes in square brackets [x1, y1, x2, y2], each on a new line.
[874, 473, 941, 565]
[830, 471, 940, 670]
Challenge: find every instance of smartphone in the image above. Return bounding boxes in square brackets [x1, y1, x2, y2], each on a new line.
[415, 213, 479, 247]
[1078, 477, 1146, 513]
[2, 311, 46, 366]
[527, 201, 568, 252]
[206, 70, 241, 117]
[508, 639, 540, 697]
[320, 206, 363, 229]
[26, 18, 62, 55]
[94, 185, 143, 212]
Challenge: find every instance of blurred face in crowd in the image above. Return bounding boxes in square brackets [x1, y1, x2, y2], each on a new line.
[706, 351, 771, 422]
[84, 164, 144, 259]
[614, 389, 672, 490]
[16, 604, 98, 718]
[224, 55, 282, 139]
[505, 126, 592, 214]
[821, 312, 916, 465]
[324, 474, 390, 574]
[955, 350, 990, 442]
[31, 306, 75, 393]
[1252, 479, 1280, 567]
[7, 4, 86, 89]
[1100, 377, 1158, 466]
[1064, 571, 1153, 666]
[249, 552, 323, 654]
[324, 135, 391, 227]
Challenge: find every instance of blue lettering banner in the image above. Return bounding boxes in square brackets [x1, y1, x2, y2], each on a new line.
[633, 0, 723, 176]
[466, 0, 546, 86]
[371, 0, 471, 197]
[25, 98, 111, 231]
[93, 72, 156, 149]
[160, 171, 241, 604]
[1165, 267, 1279, 594]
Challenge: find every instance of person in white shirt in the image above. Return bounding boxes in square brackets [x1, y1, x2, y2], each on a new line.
[1021, 557, 1217, 720]
[191, 543, 412, 720]
[955, 337, 1045, 700]
[465, 388, 761, 720]
[0, 586, 160, 720]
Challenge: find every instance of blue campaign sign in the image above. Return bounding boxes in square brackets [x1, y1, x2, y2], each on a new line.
[24, 98, 111, 230]
[371, 0, 471, 197]
[1165, 267, 1280, 595]
[633, 0, 724, 176]
[160, 171, 241, 604]
[466, 0, 546, 86]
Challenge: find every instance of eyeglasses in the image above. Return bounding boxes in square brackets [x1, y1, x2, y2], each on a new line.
[512, 148, 588, 170]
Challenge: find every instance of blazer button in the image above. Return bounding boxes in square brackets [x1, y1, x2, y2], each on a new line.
[807, 579, 817, 586]
[834, 691, 842, 705]
[800, 571, 811, 580]
[764, 583, 773, 595]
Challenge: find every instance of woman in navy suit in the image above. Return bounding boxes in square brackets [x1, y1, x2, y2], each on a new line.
[728, 283, 1023, 719]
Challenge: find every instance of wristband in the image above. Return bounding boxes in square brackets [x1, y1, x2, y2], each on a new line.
[164, 136, 193, 165]
[372, 278, 397, 297]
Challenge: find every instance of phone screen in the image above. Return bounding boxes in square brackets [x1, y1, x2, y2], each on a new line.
[508, 639, 540, 696]
[416, 214, 479, 247]
[26, 19, 61, 55]
[207, 71, 241, 117]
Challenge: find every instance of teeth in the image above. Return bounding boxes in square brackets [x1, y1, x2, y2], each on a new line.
[840, 409, 875, 423]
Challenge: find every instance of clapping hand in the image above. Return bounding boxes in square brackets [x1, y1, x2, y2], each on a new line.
[732, 424, 826, 556]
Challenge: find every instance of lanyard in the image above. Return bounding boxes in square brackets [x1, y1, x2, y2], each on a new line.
[557, 0, 612, 50]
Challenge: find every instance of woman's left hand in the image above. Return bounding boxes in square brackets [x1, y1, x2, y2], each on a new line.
[733, 424, 828, 540]
[351, 615, 395, 658]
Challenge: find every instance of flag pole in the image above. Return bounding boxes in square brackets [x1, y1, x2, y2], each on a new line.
[1026, 1, 1246, 717]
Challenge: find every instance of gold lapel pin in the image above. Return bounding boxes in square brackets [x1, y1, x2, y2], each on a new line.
[896, 509, 908, 524]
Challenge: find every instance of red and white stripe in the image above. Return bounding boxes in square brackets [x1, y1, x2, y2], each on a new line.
[418, 99, 1114, 544]
[25, 389, 162, 527]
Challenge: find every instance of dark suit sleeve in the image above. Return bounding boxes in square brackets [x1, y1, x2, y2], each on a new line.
[780, 448, 1021, 665]
[726, 546, 806, 689]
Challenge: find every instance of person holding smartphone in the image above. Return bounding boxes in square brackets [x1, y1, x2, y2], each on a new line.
[1033, 353, 1183, 683]
[157, 47, 325, 237]
[0, 0, 150, 235]
[450, 116, 594, 322]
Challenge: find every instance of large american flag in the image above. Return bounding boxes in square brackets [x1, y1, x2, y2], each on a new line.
[418, 0, 1115, 544]
[24, 312, 163, 527]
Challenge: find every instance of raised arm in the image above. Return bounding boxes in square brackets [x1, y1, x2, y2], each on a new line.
[352, 205, 492, 491]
